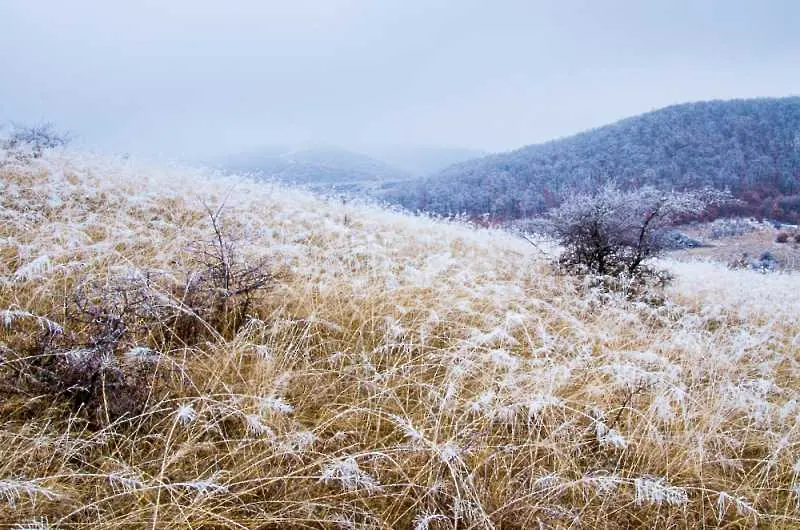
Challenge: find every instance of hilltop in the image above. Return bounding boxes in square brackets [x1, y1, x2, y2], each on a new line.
[220, 145, 411, 188]
[218, 145, 487, 194]
[1, 150, 799, 528]
[387, 97, 800, 222]
[363, 146, 488, 177]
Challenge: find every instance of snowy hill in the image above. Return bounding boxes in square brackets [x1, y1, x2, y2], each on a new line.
[390, 97, 800, 222]
[1, 150, 799, 527]
[220, 145, 410, 187]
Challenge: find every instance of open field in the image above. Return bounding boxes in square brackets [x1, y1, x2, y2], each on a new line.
[2, 152, 800, 528]
[671, 221, 800, 272]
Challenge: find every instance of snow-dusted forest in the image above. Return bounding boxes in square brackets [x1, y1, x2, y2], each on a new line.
[387, 97, 800, 223]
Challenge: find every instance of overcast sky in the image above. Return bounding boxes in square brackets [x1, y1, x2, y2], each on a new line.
[1, 0, 799, 158]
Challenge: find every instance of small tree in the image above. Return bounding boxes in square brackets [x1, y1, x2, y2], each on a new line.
[549, 184, 727, 279]
[1, 122, 72, 158]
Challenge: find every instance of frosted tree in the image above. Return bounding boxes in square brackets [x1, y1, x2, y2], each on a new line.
[1, 122, 72, 159]
[549, 184, 728, 279]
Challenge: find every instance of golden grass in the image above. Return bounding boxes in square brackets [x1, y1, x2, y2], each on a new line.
[674, 222, 800, 271]
[1, 152, 800, 528]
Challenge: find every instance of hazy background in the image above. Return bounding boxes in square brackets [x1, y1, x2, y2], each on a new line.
[1, 0, 799, 159]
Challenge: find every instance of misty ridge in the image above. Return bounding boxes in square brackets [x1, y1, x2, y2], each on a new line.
[215, 144, 485, 190]
[209, 97, 800, 227]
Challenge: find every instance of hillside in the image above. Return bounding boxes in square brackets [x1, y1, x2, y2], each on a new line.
[388, 97, 800, 222]
[221, 145, 410, 187]
[364, 146, 488, 177]
[1, 150, 800, 528]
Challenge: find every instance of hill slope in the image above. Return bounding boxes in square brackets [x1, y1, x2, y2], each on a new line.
[1, 151, 799, 527]
[222, 145, 411, 187]
[364, 146, 488, 176]
[389, 97, 800, 221]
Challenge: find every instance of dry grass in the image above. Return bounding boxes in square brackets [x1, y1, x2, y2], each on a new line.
[1, 151, 800, 528]
[673, 222, 800, 271]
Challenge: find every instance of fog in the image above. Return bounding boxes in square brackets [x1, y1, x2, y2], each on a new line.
[1, 0, 798, 159]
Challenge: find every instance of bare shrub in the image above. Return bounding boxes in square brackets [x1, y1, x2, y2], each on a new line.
[776, 231, 789, 243]
[549, 184, 728, 282]
[169, 203, 273, 344]
[0, 306, 158, 426]
[0, 206, 273, 424]
[1, 122, 72, 160]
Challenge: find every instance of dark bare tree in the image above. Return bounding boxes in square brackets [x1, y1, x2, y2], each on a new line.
[549, 184, 728, 279]
[2, 122, 72, 158]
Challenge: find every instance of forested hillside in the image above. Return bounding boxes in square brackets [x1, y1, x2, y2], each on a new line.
[386, 97, 800, 222]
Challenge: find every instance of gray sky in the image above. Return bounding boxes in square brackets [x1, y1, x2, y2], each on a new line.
[1, 0, 799, 158]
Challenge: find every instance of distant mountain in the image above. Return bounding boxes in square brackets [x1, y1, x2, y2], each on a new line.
[222, 146, 410, 187]
[386, 97, 800, 222]
[365, 146, 488, 176]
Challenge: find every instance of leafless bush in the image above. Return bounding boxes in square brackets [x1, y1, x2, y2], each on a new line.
[1, 122, 72, 160]
[0, 207, 273, 424]
[549, 184, 728, 282]
[0, 305, 158, 426]
[169, 203, 273, 343]
[774, 229, 800, 244]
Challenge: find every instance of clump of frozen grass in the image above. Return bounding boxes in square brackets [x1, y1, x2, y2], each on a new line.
[255, 345, 274, 360]
[413, 511, 448, 530]
[717, 491, 758, 519]
[172, 474, 229, 497]
[591, 409, 628, 450]
[634, 477, 689, 506]
[525, 394, 564, 419]
[533, 473, 564, 493]
[1, 309, 62, 334]
[468, 327, 519, 347]
[107, 470, 146, 493]
[598, 427, 628, 450]
[13, 255, 52, 281]
[124, 346, 161, 363]
[388, 413, 425, 444]
[328, 514, 358, 530]
[260, 395, 294, 414]
[280, 430, 316, 452]
[12, 518, 62, 530]
[469, 389, 496, 414]
[437, 441, 461, 464]
[175, 403, 197, 425]
[650, 385, 687, 422]
[580, 472, 622, 497]
[0, 479, 60, 508]
[487, 348, 520, 370]
[244, 414, 275, 437]
[321, 456, 382, 493]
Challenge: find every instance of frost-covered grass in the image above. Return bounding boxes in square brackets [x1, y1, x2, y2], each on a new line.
[1, 151, 800, 528]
